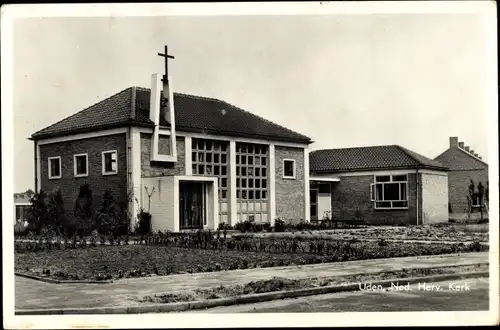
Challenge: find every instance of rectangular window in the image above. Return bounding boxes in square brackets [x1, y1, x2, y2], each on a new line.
[102, 150, 118, 175]
[73, 153, 88, 177]
[48, 156, 61, 179]
[283, 159, 296, 179]
[371, 174, 408, 209]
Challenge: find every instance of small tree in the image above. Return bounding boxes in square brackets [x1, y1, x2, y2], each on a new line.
[73, 184, 94, 237]
[477, 181, 485, 221]
[467, 180, 476, 220]
[46, 188, 68, 235]
[26, 190, 49, 235]
[96, 189, 123, 237]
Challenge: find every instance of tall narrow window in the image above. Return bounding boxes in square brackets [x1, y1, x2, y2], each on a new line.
[48, 156, 61, 179]
[102, 150, 118, 175]
[283, 159, 296, 179]
[74, 153, 88, 177]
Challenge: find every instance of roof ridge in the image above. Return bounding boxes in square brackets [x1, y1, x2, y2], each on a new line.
[394, 145, 424, 166]
[132, 86, 311, 142]
[312, 144, 396, 153]
[456, 146, 489, 165]
[31, 87, 133, 137]
[130, 87, 137, 120]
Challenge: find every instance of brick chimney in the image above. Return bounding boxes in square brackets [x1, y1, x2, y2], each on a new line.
[458, 142, 464, 149]
[465, 146, 470, 152]
[449, 137, 459, 148]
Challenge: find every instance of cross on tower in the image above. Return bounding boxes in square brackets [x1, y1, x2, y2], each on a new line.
[157, 45, 175, 82]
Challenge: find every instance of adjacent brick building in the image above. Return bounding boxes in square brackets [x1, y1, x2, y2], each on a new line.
[309, 145, 449, 225]
[30, 72, 312, 232]
[434, 137, 488, 214]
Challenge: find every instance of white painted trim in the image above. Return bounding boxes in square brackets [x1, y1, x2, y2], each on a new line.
[14, 202, 31, 206]
[185, 136, 193, 176]
[101, 150, 118, 175]
[418, 169, 449, 176]
[313, 169, 418, 178]
[282, 158, 296, 179]
[130, 127, 142, 231]
[229, 140, 237, 226]
[310, 177, 340, 182]
[173, 176, 219, 231]
[36, 127, 128, 145]
[73, 153, 88, 177]
[304, 147, 310, 222]
[269, 144, 276, 226]
[138, 127, 309, 149]
[149, 73, 178, 163]
[47, 156, 62, 179]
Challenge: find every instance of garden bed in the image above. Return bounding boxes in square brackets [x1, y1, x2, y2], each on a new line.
[135, 263, 488, 304]
[231, 224, 489, 243]
[15, 238, 487, 281]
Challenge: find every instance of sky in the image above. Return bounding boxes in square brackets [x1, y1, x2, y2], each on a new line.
[11, 12, 493, 192]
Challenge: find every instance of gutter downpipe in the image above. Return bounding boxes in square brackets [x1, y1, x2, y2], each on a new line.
[34, 140, 38, 193]
[416, 168, 420, 225]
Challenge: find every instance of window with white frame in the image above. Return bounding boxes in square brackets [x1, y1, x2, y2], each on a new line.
[73, 153, 88, 177]
[283, 159, 296, 179]
[102, 150, 118, 175]
[48, 156, 61, 179]
[370, 174, 408, 209]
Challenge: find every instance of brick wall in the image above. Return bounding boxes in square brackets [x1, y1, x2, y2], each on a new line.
[435, 147, 488, 213]
[39, 133, 128, 220]
[330, 173, 419, 225]
[140, 133, 185, 177]
[275, 146, 305, 223]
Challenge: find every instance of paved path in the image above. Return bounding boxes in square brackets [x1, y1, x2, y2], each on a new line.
[188, 277, 490, 313]
[16, 252, 488, 310]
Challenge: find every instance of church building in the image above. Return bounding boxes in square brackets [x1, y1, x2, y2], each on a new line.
[30, 46, 313, 232]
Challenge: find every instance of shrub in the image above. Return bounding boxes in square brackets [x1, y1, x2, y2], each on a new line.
[25, 190, 49, 235]
[73, 184, 94, 237]
[218, 222, 233, 231]
[274, 218, 286, 232]
[96, 189, 128, 237]
[234, 220, 254, 233]
[46, 188, 71, 236]
[137, 209, 152, 235]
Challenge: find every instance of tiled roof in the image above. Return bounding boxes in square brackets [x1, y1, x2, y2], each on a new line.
[310, 145, 448, 173]
[31, 87, 312, 144]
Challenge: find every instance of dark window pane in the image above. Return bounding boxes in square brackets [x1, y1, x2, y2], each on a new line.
[242, 190, 247, 199]
[214, 166, 220, 175]
[221, 154, 227, 163]
[383, 183, 400, 201]
[221, 166, 227, 175]
[198, 165, 204, 175]
[261, 157, 267, 166]
[206, 153, 212, 162]
[206, 141, 212, 150]
[192, 164, 197, 174]
[400, 183, 407, 200]
[241, 167, 247, 176]
[221, 143, 227, 152]
[198, 153, 204, 162]
[375, 175, 391, 183]
[376, 184, 383, 201]
[262, 191, 267, 199]
[248, 156, 253, 165]
[249, 179, 254, 188]
[262, 179, 267, 188]
[392, 201, 408, 208]
[310, 190, 317, 203]
[262, 168, 267, 177]
[255, 191, 261, 200]
[375, 201, 391, 208]
[236, 167, 240, 176]
[241, 155, 246, 165]
[206, 165, 213, 175]
[221, 190, 227, 199]
[215, 154, 221, 163]
[284, 160, 295, 177]
[318, 183, 330, 194]
[310, 205, 318, 217]
[255, 168, 260, 176]
[242, 179, 247, 188]
[236, 179, 240, 188]
[221, 178, 227, 188]
[236, 190, 240, 199]
[392, 175, 407, 182]
[249, 190, 254, 200]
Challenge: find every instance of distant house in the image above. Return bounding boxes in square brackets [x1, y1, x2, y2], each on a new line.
[434, 137, 488, 214]
[29, 69, 312, 232]
[14, 193, 33, 225]
[309, 145, 449, 225]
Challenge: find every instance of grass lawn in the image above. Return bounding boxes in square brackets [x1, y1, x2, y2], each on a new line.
[15, 238, 487, 281]
[233, 223, 489, 242]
